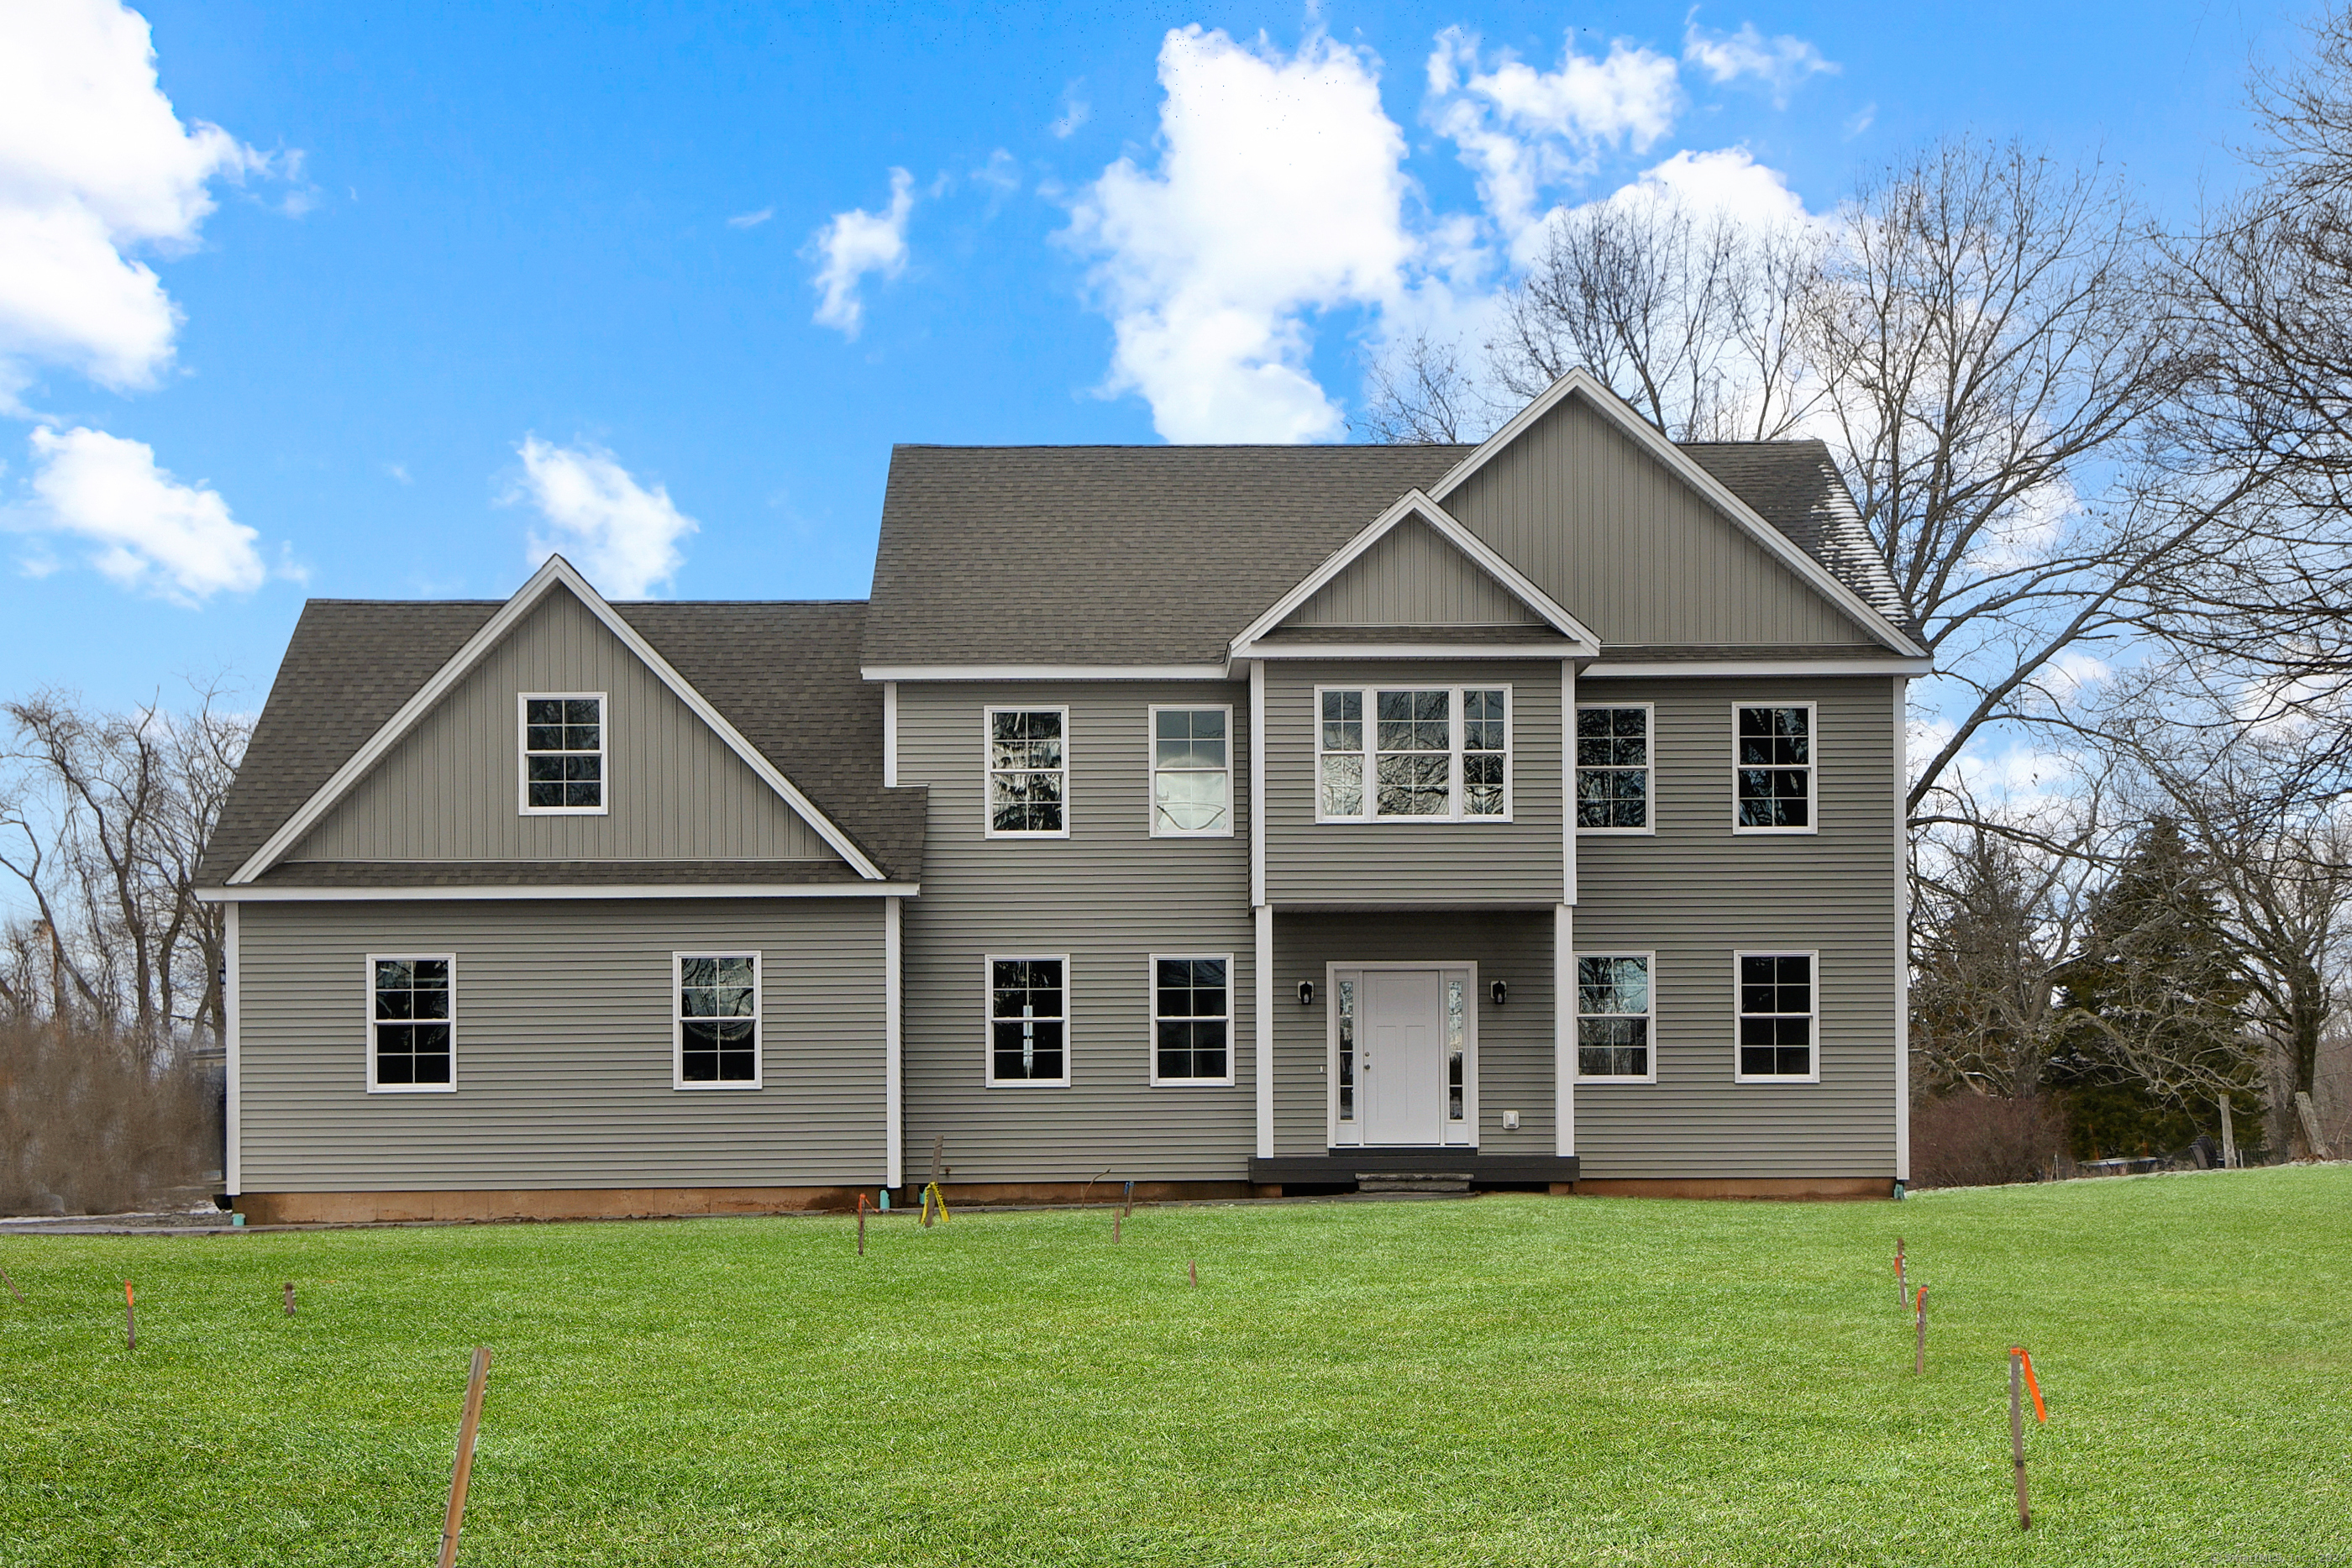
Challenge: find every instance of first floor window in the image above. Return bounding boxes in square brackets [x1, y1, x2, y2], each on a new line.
[522, 694, 604, 811]
[370, 957, 453, 1090]
[1446, 975, 1467, 1120]
[1737, 952, 1816, 1079]
[1735, 705, 1813, 830]
[1576, 955, 1652, 1079]
[987, 708, 1067, 835]
[1336, 977, 1357, 1122]
[1577, 705, 1650, 829]
[678, 953, 760, 1086]
[1151, 708, 1231, 836]
[1152, 957, 1230, 1082]
[990, 957, 1068, 1083]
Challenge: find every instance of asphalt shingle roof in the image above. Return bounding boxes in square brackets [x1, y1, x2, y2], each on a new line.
[862, 439, 1915, 668]
[200, 598, 926, 887]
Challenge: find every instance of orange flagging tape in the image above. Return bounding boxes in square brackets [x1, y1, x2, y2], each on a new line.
[2011, 1347, 2046, 1422]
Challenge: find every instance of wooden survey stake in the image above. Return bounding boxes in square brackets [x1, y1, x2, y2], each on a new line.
[1894, 1237, 1908, 1308]
[123, 1281, 135, 1350]
[284, 1281, 296, 1317]
[1, 1261, 23, 1303]
[439, 1347, 493, 1568]
[1912, 1286, 1927, 1374]
[2009, 1350, 2031, 1529]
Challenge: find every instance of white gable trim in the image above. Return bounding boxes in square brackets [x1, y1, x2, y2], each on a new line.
[1228, 489, 1600, 659]
[226, 556, 888, 884]
[1425, 370, 1929, 660]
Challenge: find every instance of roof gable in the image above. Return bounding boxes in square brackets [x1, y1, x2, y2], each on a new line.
[1281, 515, 1543, 629]
[219, 558, 889, 885]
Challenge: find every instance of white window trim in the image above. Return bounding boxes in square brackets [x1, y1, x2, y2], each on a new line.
[1732, 948, 1823, 1084]
[1146, 704, 1236, 839]
[364, 952, 456, 1094]
[1312, 684, 1515, 825]
[1572, 951, 1658, 1083]
[1730, 700, 1819, 836]
[1574, 700, 1656, 837]
[517, 691, 610, 817]
[984, 952, 1073, 1088]
[673, 950, 764, 1091]
[983, 705, 1072, 840]
[1147, 952, 1237, 1086]
[1324, 961, 1480, 1148]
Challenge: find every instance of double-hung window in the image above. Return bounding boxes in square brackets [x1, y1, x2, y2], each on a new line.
[1576, 954, 1654, 1081]
[521, 694, 606, 813]
[986, 708, 1068, 836]
[1735, 952, 1818, 1081]
[988, 956, 1068, 1085]
[368, 956, 454, 1091]
[676, 953, 760, 1088]
[1150, 707, 1231, 836]
[1734, 704, 1814, 831]
[1150, 956, 1231, 1083]
[1316, 686, 1510, 821]
[1576, 705, 1651, 831]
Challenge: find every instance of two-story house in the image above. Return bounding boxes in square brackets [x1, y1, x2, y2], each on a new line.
[197, 371, 1927, 1222]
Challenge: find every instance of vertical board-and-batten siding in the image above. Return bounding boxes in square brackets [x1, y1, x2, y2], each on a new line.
[1572, 675, 1900, 1177]
[896, 679, 1256, 1182]
[1263, 659, 1562, 907]
[1270, 910, 1556, 1157]
[1284, 517, 1542, 627]
[291, 585, 839, 863]
[1445, 394, 1879, 648]
[238, 897, 888, 1190]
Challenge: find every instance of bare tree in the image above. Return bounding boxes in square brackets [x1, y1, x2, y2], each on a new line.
[1352, 331, 1482, 445]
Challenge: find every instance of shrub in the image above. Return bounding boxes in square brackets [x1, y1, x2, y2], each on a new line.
[1910, 1091, 2067, 1189]
[0, 1021, 215, 1215]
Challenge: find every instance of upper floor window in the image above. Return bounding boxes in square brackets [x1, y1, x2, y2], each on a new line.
[369, 955, 454, 1092]
[986, 707, 1068, 837]
[521, 694, 605, 814]
[1576, 705, 1651, 832]
[1150, 707, 1231, 836]
[1316, 686, 1510, 822]
[1734, 704, 1814, 832]
[1152, 956, 1231, 1083]
[1735, 952, 1817, 1081]
[676, 953, 760, 1088]
[989, 956, 1068, 1085]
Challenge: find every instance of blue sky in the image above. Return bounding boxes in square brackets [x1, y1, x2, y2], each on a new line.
[0, 0, 2307, 711]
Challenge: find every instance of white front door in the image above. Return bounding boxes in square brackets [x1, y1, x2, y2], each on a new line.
[1362, 968, 1446, 1146]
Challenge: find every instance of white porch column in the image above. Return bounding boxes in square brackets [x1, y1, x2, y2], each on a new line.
[223, 899, 242, 1195]
[1557, 658, 1578, 1159]
[1255, 903, 1274, 1160]
[885, 894, 904, 1189]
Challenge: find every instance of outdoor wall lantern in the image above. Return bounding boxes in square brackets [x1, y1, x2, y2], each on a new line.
[1298, 980, 1315, 1006]
[1490, 979, 1509, 1006]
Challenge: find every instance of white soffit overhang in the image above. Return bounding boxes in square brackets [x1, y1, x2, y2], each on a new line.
[226, 555, 888, 884]
[1227, 488, 1602, 661]
[1423, 369, 1929, 661]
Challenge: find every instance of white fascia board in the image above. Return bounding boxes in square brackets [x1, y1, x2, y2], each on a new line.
[1226, 489, 1601, 658]
[197, 880, 921, 904]
[229, 555, 886, 884]
[1426, 370, 1929, 661]
[1236, 642, 1576, 661]
[1583, 658, 1934, 679]
[861, 664, 1232, 682]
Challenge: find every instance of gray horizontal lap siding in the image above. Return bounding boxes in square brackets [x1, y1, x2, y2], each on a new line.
[897, 680, 1257, 1183]
[1445, 394, 1881, 649]
[1271, 911, 1557, 1159]
[1264, 660, 1564, 908]
[1572, 675, 1900, 1178]
[294, 586, 838, 864]
[237, 897, 886, 1190]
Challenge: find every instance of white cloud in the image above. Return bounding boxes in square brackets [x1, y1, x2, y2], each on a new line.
[1067, 26, 1413, 443]
[807, 169, 914, 338]
[1050, 83, 1091, 139]
[0, 0, 271, 404]
[24, 425, 263, 603]
[727, 207, 774, 229]
[1683, 20, 1838, 107]
[1425, 27, 1682, 244]
[511, 437, 697, 599]
[1603, 147, 1814, 234]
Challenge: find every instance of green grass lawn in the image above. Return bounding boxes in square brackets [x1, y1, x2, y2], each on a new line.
[3, 1167, 2347, 1567]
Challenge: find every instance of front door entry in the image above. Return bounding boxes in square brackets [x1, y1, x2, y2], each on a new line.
[1361, 968, 1446, 1146]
